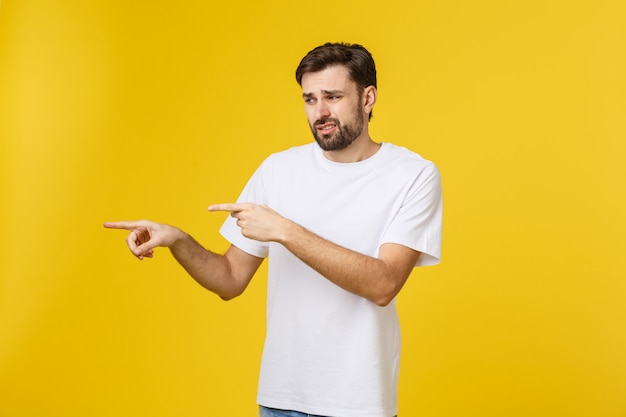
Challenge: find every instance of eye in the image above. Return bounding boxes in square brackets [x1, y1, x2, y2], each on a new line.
[304, 97, 315, 104]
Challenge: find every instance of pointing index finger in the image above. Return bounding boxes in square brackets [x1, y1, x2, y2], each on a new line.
[208, 203, 241, 212]
[103, 221, 142, 230]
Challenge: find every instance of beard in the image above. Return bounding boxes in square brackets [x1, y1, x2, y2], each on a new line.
[310, 108, 365, 152]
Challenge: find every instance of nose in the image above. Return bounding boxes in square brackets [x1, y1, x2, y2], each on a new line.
[314, 101, 331, 121]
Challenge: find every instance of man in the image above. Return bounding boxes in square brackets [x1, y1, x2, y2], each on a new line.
[105, 42, 442, 417]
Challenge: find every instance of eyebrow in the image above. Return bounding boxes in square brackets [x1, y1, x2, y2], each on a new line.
[302, 89, 345, 98]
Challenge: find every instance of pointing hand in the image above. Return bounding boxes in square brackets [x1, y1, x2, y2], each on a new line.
[103, 220, 184, 260]
[209, 203, 289, 243]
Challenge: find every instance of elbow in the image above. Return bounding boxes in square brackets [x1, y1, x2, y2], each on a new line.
[371, 286, 400, 307]
[212, 281, 246, 301]
[372, 294, 394, 307]
[219, 294, 236, 301]
[218, 288, 244, 301]
[371, 278, 405, 307]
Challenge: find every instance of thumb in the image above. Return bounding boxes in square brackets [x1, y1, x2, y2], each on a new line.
[127, 229, 158, 257]
[134, 239, 158, 256]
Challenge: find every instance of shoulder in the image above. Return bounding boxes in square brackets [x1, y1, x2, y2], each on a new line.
[379, 142, 439, 177]
[268, 143, 317, 161]
[258, 143, 317, 170]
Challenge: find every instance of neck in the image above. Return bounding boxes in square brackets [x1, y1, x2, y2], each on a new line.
[323, 134, 381, 163]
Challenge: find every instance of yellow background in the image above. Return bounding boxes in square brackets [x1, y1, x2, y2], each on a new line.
[1, 0, 625, 416]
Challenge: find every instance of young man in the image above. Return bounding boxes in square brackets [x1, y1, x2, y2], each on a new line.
[105, 42, 442, 417]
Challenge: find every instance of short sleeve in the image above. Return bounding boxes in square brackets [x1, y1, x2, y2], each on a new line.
[219, 160, 271, 258]
[381, 161, 443, 266]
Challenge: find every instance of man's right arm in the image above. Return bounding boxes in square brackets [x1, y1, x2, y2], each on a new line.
[103, 220, 263, 300]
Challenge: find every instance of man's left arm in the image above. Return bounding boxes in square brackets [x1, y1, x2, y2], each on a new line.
[209, 203, 421, 306]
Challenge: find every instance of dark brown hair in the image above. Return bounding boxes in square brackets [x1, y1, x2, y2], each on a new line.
[295, 42, 377, 120]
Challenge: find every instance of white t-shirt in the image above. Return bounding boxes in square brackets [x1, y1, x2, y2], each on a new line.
[220, 142, 442, 417]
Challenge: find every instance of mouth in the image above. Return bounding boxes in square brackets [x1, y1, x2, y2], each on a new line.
[315, 120, 338, 135]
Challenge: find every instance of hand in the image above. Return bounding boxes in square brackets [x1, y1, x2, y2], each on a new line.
[103, 220, 184, 260]
[209, 203, 289, 243]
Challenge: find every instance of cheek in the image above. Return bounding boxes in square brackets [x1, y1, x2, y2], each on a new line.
[304, 107, 317, 124]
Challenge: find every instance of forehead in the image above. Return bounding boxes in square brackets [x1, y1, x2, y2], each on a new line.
[300, 65, 357, 94]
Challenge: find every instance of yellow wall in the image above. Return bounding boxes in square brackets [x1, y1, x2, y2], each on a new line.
[1, 0, 625, 416]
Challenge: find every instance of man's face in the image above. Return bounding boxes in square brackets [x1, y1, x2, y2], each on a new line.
[301, 65, 365, 152]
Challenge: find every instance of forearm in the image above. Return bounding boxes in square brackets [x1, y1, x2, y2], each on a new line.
[168, 232, 247, 300]
[207, 202, 419, 305]
[278, 222, 417, 306]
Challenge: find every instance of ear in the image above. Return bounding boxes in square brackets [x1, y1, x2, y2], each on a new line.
[362, 85, 377, 116]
